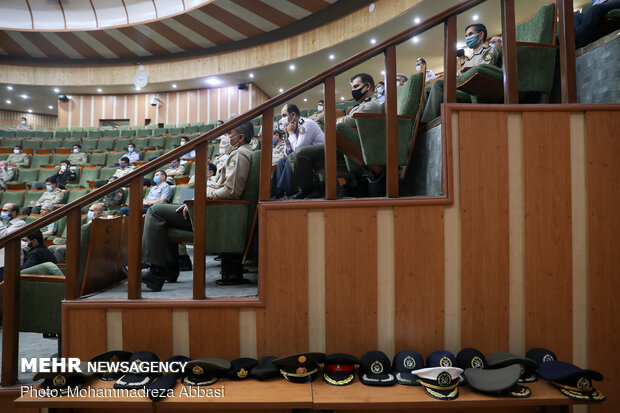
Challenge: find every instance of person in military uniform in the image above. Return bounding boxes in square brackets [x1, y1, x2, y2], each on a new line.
[137, 122, 255, 292]
[421, 23, 501, 123]
[68, 144, 88, 166]
[49, 203, 103, 263]
[16, 117, 32, 131]
[112, 157, 135, 179]
[164, 157, 186, 184]
[308, 100, 325, 124]
[6, 145, 30, 168]
[98, 176, 125, 208]
[416, 57, 437, 83]
[23, 178, 64, 215]
[43, 159, 76, 189]
[0, 160, 16, 190]
[272, 130, 287, 166]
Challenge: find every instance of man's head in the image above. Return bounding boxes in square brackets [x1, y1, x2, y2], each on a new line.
[0, 160, 7, 169]
[396, 74, 408, 86]
[45, 178, 56, 191]
[23, 230, 43, 249]
[73, 144, 82, 153]
[119, 157, 130, 168]
[416, 58, 427, 72]
[350, 73, 375, 102]
[171, 157, 181, 167]
[317, 100, 324, 111]
[273, 130, 283, 141]
[20, 117, 27, 125]
[180, 136, 189, 145]
[465, 23, 488, 49]
[13, 145, 22, 154]
[107, 175, 119, 184]
[1, 203, 19, 220]
[489, 36, 502, 48]
[127, 143, 136, 152]
[281, 103, 301, 124]
[227, 122, 254, 147]
[154, 170, 167, 184]
[60, 160, 70, 171]
[40, 203, 53, 216]
[376, 81, 385, 95]
[208, 162, 217, 178]
[216, 120, 224, 126]
[88, 203, 103, 220]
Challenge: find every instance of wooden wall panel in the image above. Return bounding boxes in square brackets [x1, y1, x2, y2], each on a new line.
[210, 89, 219, 122]
[104, 95, 114, 120]
[523, 111, 573, 361]
[82, 96, 92, 127]
[64, 308, 107, 360]
[188, 308, 240, 360]
[0, 109, 57, 129]
[256, 209, 309, 356]
[188, 90, 197, 123]
[324, 208, 378, 355]
[230, 87, 239, 116]
[394, 205, 445, 356]
[459, 111, 510, 353]
[219, 88, 228, 120]
[586, 111, 620, 413]
[122, 308, 173, 359]
[200, 89, 209, 122]
[137, 94, 146, 125]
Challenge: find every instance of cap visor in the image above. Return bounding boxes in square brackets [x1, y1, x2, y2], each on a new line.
[114, 374, 153, 389]
[395, 371, 419, 386]
[465, 365, 521, 393]
[360, 372, 395, 386]
[421, 384, 459, 400]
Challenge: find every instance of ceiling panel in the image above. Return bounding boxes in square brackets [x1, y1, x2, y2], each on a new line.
[62, 0, 98, 30]
[29, 0, 65, 30]
[125, 0, 157, 24]
[91, 0, 128, 28]
[0, 0, 32, 30]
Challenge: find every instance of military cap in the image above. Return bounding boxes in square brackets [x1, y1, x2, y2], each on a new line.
[414, 366, 463, 400]
[539, 361, 605, 401]
[456, 348, 486, 370]
[323, 353, 359, 386]
[249, 356, 279, 380]
[273, 353, 325, 383]
[114, 351, 161, 389]
[223, 358, 258, 380]
[359, 351, 396, 386]
[144, 355, 191, 401]
[486, 352, 537, 382]
[89, 350, 133, 381]
[34, 362, 93, 397]
[426, 350, 457, 369]
[392, 350, 424, 386]
[182, 357, 230, 386]
[465, 364, 531, 398]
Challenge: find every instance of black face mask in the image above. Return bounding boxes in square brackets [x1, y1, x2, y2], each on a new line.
[351, 83, 368, 101]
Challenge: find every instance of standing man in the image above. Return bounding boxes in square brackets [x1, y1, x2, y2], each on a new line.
[0, 160, 16, 190]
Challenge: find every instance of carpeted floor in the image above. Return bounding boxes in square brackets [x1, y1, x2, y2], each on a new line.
[0, 329, 57, 384]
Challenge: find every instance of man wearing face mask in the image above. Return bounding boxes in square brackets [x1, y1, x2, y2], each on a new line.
[416, 58, 437, 84]
[396, 74, 408, 86]
[44, 160, 76, 190]
[375, 81, 386, 104]
[16, 117, 32, 131]
[179, 136, 196, 161]
[119, 170, 171, 216]
[48, 203, 104, 263]
[272, 130, 287, 165]
[112, 157, 135, 179]
[308, 100, 325, 124]
[68, 144, 88, 166]
[164, 157, 186, 184]
[0, 160, 16, 190]
[489, 36, 502, 48]
[134, 122, 255, 291]
[0, 203, 26, 237]
[6, 145, 30, 168]
[120, 144, 140, 164]
[21, 230, 57, 271]
[421, 23, 500, 124]
[23, 178, 64, 215]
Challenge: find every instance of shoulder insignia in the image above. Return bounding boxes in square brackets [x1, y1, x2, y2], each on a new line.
[227, 159, 237, 170]
[483, 52, 493, 62]
[298, 126, 306, 135]
[299, 118, 305, 125]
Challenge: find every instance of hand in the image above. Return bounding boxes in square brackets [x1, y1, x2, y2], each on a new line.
[176, 204, 189, 220]
[30, 201, 36, 206]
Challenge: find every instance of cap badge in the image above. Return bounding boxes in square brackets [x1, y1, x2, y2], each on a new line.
[192, 366, 204, 375]
[403, 356, 416, 369]
[439, 356, 452, 367]
[53, 375, 66, 387]
[335, 364, 341, 371]
[296, 367, 307, 375]
[371, 361, 384, 374]
[438, 372, 452, 387]
[237, 368, 248, 379]
[483, 52, 493, 61]
[471, 356, 484, 369]
[298, 355, 307, 363]
[543, 354, 555, 362]
[577, 377, 590, 390]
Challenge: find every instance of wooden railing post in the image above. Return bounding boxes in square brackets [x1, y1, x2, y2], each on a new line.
[127, 175, 144, 299]
[1, 239, 21, 386]
[384, 44, 398, 197]
[323, 77, 338, 200]
[557, 0, 577, 103]
[443, 15, 458, 105]
[193, 141, 207, 300]
[259, 108, 274, 201]
[64, 207, 82, 299]
[501, 0, 519, 104]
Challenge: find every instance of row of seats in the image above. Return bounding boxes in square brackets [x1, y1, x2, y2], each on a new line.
[0, 135, 187, 152]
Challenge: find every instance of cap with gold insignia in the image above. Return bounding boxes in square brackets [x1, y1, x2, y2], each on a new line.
[89, 350, 133, 381]
[392, 350, 424, 386]
[144, 355, 191, 401]
[223, 358, 258, 381]
[465, 364, 531, 398]
[181, 357, 231, 386]
[114, 351, 161, 389]
[33, 362, 93, 397]
[323, 353, 359, 386]
[273, 352, 325, 383]
[426, 350, 457, 369]
[414, 366, 463, 400]
[525, 347, 557, 379]
[359, 351, 396, 386]
[249, 356, 279, 381]
[456, 348, 486, 371]
[486, 352, 537, 382]
[539, 361, 605, 401]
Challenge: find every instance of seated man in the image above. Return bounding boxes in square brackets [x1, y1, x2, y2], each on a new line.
[489, 36, 502, 48]
[0, 203, 26, 280]
[272, 130, 287, 165]
[288, 73, 384, 198]
[308, 100, 325, 124]
[23, 178, 64, 215]
[49, 203, 103, 263]
[68, 144, 88, 166]
[98, 176, 125, 208]
[0, 160, 16, 190]
[416, 57, 437, 83]
[164, 157, 186, 184]
[113, 157, 136, 179]
[17, 117, 33, 131]
[421, 22, 501, 124]
[375, 82, 386, 104]
[179, 136, 196, 161]
[188, 162, 216, 185]
[397, 73, 408, 86]
[39, 203, 58, 238]
[120, 144, 140, 164]
[33, 159, 76, 190]
[119, 170, 172, 216]
[138, 121, 254, 292]
[7, 145, 30, 168]
[22, 230, 57, 271]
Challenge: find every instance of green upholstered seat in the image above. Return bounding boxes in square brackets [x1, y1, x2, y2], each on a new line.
[165, 136, 183, 149]
[34, 131, 53, 139]
[30, 154, 51, 169]
[81, 139, 99, 152]
[87, 130, 103, 138]
[120, 129, 135, 138]
[97, 139, 116, 151]
[168, 127, 184, 135]
[102, 129, 120, 138]
[151, 127, 168, 136]
[183, 125, 199, 134]
[133, 137, 150, 150]
[16, 130, 34, 139]
[88, 152, 107, 166]
[54, 131, 71, 139]
[60, 138, 80, 148]
[73, 166, 100, 187]
[135, 128, 152, 137]
[66, 188, 90, 203]
[23, 140, 42, 150]
[149, 136, 165, 148]
[107, 152, 125, 166]
[199, 124, 214, 133]
[71, 130, 87, 139]
[41, 139, 62, 149]
[115, 138, 132, 151]
[14, 168, 39, 184]
[1, 190, 25, 207]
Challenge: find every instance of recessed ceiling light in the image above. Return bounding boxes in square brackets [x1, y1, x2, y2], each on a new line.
[206, 77, 221, 86]
[381, 70, 385, 75]
[278, 88, 284, 93]
[48, 105, 53, 109]
[369, 3, 375, 12]
[20, 94, 28, 99]
[172, 83, 177, 88]
[370, 38, 377, 44]
[412, 36, 419, 43]
[289, 64, 295, 71]
[7, 86, 13, 91]
[340, 97, 345, 101]
[27, 109, 32, 113]
[97, 88, 102, 93]
[472, 14, 479, 21]
[249, 73, 254, 78]
[414, 17, 421, 24]
[329, 54, 335, 60]
[53, 88, 60, 93]
[303, 98, 307, 102]
[5, 99, 11, 104]
[135, 87, 141, 91]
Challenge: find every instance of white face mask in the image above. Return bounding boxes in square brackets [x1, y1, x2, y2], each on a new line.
[13, 149, 20, 154]
[416, 65, 422, 72]
[21, 120, 26, 125]
[87, 210, 95, 220]
[317, 105, 324, 112]
[60, 165, 67, 171]
[180, 141, 186, 146]
[73, 148, 79, 153]
[219, 136, 230, 154]
[489, 43, 497, 49]
[280, 116, 290, 128]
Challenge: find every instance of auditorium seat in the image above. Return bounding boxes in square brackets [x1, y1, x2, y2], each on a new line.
[81, 139, 99, 152]
[34, 131, 53, 139]
[30, 154, 51, 169]
[106, 152, 124, 166]
[149, 136, 165, 148]
[13, 168, 39, 185]
[97, 139, 116, 151]
[102, 128, 120, 138]
[23, 139, 42, 150]
[65, 187, 90, 204]
[41, 139, 62, 150]
[114, 138, 132, 151]
[60, 138, 80, 148]
[133, 137, 150, 150]
[165, 136, 183, 149]
[72, 166, 100, 188]
[0, 190, 25, 207]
